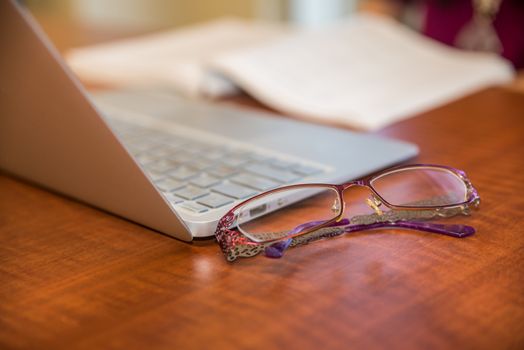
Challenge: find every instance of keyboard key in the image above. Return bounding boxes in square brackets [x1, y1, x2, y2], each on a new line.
[208, 164, 238, 178]
[135, 153, 158, 165]
[223, 154, 251, 167]
[127, 140, 159, 154]
[164, 193, 184, 204]
[159, 137, 188, 148]
[169, 151, 196, 164]
[190, 173, 221, 188]
[178, 201, 209, 213]
[271, 158, 297, 169]
[293, 164, 322, 176]
[145, 159, 178, 173]
[150, 146, 177, 158]
[155, 178, 185, 192]
[186, 159, 215, 171]
[197, 193, 234, 208]
[231, 173, 280, 191]
[175, 186, 209, 200]
[147, 171, 166, 182]
[244, 163, 301, 183]
[169, 166, 200, 180]
[190, 142, 214, 154]
[212, 182, 256, 199]
[202, 149, 228, 160]
[249, 153, 272, 162]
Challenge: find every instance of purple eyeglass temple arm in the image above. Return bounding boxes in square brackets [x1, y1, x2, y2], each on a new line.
[289, 218, 475, 239]
[342, 220, 475, 237]
[264, 219, 475, 258]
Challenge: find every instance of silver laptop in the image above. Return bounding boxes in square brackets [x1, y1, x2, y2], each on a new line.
[0, 0, 418, 241]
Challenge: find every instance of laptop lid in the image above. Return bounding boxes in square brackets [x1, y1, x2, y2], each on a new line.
[0, 0, 193, 241]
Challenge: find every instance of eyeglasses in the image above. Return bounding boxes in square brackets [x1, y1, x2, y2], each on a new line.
[215, 164, 480, 262]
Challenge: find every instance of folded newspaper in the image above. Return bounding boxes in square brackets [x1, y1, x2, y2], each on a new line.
[67, 14, 514, 130]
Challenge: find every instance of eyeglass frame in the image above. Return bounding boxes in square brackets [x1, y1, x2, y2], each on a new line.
[215, 164, 480, 262]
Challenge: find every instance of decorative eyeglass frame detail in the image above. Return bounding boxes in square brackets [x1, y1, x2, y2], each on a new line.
[215, 164, 480, 262]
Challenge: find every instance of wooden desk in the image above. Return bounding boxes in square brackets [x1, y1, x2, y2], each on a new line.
[1, 87, 523, 349]
[2, 12, 524, 348]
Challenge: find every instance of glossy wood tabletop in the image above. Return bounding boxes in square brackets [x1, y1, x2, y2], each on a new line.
[2, 86, 523, 350]
[2, 14, 524, 349]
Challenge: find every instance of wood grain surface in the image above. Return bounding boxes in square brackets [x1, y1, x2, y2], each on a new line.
[1, 87, 523, 350]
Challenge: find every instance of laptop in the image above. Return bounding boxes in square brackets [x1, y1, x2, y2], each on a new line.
[0, 0, 418, 241]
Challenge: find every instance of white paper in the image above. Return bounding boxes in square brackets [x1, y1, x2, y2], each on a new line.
[211, 14, 514, 129]
[67, 14, 514, 130]
[66, 18, 286, 97]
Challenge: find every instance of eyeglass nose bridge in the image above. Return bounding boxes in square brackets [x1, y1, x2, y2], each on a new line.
[331, 197, 341, 214]
[340, 181, 385, 217]
[366, 195, 384, 216]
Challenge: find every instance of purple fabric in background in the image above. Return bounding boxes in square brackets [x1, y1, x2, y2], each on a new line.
[407, 0, 524, 69]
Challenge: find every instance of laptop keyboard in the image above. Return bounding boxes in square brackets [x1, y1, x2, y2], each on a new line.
[110, 119, 326, 215]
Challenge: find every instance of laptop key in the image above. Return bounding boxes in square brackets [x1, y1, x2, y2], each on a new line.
[128, 140, 160, 154]
[169, 152, 196, 164]
[145, 171, 164, 182]
[208, 164, 238, 178]
[145, 159, 178, 173]
[293, 164, 322, 176]
[223, 154, 251, 167]
[231, 173, 280, 191]
[186, 159, 214, 171]
[271, 158, 297, 169]
[169, 166, 200, 180]
[155, 178, 185, 192]
[164, 193, 184, 204]
[202, 149, 228, 160]
[175, 186, 209, 200]
[212, 182, 256, 199]
[244, 163, 301, 183]
[197, 193, 234, 208]
[179, 201, 209, 213]
[151, 146, 178, 158]
[158, 136, 188, 148]
[190, 173, 221, 188]
[249, 153, 272, 162]
[135, 153, 158, 165]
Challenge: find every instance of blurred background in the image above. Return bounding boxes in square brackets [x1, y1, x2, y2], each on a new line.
[21, 0, 523, 91]
[21, 0, 399, 50]
[23, 0, 363, 29]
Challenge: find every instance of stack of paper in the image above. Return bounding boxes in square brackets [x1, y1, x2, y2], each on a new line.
[67, 18, 286, 97]
[67, 14, 514, 130]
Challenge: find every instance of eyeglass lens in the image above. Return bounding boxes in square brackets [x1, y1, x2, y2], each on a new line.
[370, 167, 468, 208]
[236, 186, 340, 243]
